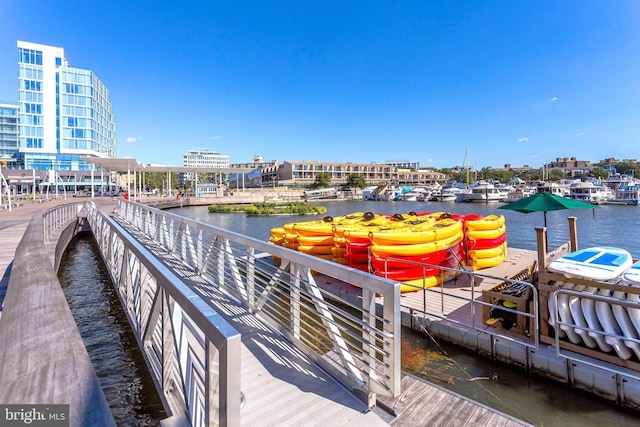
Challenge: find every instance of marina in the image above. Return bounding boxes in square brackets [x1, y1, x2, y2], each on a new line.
[2, 195, 640, 425]
[167, 197, 640, 422]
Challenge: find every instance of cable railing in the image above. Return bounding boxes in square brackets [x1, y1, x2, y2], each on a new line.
[116, 199, 402, 407]
[378, 256, 540, 353]
[86, 202, 242, 426]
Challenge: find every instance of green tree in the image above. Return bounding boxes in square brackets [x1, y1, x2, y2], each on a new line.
[590, 166, 608, 179]
[345, 173, 367, 189]
[548, 169, 565, 181]
[613, 161, 640, 177]
[312, 172, 332, 189]
[480, 167, 515, 183]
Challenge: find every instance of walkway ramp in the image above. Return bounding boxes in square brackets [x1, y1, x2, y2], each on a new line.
[112, 216, 389, 426]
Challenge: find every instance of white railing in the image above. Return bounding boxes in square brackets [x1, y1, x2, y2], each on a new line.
[86, 202, 242, 426]
[116, 199, 401, 407]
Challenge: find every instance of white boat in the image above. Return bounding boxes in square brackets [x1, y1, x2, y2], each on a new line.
[535, 181, 570, 197]
[402, 186, 431, 202]
[547, 246, 634, 358]
[607, 182, 640, 205]
[502, 185, 537, 203]
[303, 187, 339, 200]
[568, 181, 614, 204]
[429, 186, 466, 202]
[457, 183, 509, 203]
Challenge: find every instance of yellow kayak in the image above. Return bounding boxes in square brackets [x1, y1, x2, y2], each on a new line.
[369, 218, 463, 245]
[465, 224, 506, 240]
[465, 214, 506, 231]
[469, 248, 508, 270]
[467, 242, 508, 260]
[370, 233, 463, 258]
[297, 244, 334, 255]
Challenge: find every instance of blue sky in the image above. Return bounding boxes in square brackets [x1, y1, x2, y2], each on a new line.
[1, 1, 639, 169]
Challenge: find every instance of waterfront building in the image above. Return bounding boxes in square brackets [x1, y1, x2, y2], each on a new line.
[180, 148, 230, 186]
[183, 148, 230, 169]
[275, 160, 447, 187]
[544, 157, 592, 177]
[0, 102, 19, 168]
[385, 159, 421, 170]
[230, 154, 279, 187]
[17, 40, 116, 171]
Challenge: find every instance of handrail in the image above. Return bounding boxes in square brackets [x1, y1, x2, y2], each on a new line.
[43, 202, 84, 243]
[551, 288, 640, 382]
[86, 202, 242, 426]
[383, 258, 539, 351]
[115, 199, 402, 406]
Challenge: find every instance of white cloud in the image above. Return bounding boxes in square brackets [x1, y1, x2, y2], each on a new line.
[517, 137, 529, 143]
[210, 135, 222, 140]
[550, 97, 558, 102]
[126, 136, 144, 143]
[574, 132, 584, 137]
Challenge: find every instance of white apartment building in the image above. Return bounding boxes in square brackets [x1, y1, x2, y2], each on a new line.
[0, 103, 19, 166]
[183, 148, 229, 168]
[17, 40, 116, 170]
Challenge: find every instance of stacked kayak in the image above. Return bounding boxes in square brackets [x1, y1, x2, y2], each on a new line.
[464, 215, 508, 270]
[269, 210, 509, 293]
[369, 214, 465, 291]
[334, 212, 393, 270]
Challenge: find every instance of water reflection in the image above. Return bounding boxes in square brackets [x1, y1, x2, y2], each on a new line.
[58, 233, 166, 426]
[402, 326, 640, 426]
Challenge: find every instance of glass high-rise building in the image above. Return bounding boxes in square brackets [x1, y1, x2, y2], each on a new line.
[17, 40, 116, 170]
[0, 102, 19, 167]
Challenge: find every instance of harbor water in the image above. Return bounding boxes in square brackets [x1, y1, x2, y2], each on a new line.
[58, 233, 166, 426]
[167, 199, 640, 426]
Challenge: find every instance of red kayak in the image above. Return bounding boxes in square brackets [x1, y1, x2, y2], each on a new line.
[465, 232, 507, 250]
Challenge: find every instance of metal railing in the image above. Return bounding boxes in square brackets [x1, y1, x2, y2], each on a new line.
[86, 202, 242, 426]
[116, 199, 402, 407]
[392, 260, 540, 352]
[43, 202, 85, 243]
[551, 288, 640, 384]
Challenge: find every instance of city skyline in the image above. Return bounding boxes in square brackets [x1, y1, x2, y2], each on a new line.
[1, 1, 639, 169]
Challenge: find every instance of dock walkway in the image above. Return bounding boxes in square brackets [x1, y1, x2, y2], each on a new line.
[0, 199, 532, 426]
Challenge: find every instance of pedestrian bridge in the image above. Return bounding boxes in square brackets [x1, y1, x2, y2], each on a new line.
[94, 200, 402, 426]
